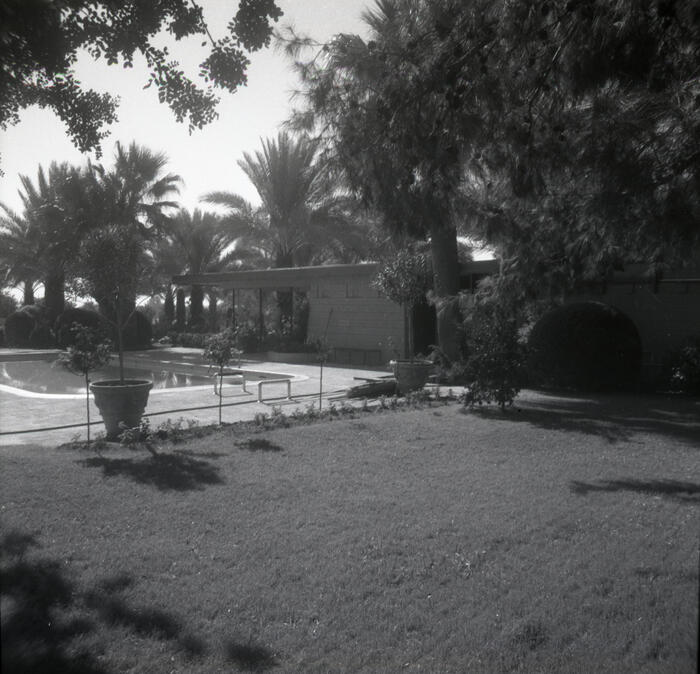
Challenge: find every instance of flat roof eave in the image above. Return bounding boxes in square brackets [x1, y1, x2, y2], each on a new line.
[173, 262, 380, 289]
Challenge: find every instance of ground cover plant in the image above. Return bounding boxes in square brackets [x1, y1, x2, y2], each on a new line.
[1, 393, 698, 672]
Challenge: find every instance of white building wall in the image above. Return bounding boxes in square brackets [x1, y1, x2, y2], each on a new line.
[306, 272, 405, 367]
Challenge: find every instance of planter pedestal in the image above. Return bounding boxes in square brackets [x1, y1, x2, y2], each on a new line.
[391, 360, 433, 394]
[90, 379, 153, 440]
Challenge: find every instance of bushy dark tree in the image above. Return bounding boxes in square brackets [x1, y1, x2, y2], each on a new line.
[288, 0, 700, 353]
[462, 279, 528, 410]
[0, 0, 282, 161]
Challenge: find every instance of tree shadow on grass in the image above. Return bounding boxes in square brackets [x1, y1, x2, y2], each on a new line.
[79, 451, 225, 491]
[466, 392, 700, 446]
[1, 529, 207, 672]
[1, 529, 106, 674]
[84, 573, 206, 658]
[235, 438, 284, 452]
[225, 639, 279, 671]
[570, 478, 700, 503]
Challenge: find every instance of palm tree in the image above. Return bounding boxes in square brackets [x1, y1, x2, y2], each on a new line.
[74, 142, 181, 375]
[0, 205, 41, 306]
[167, 208, 241, 331]
[1, 162, 86, 321]
[149, 234, 184, 330]
[203, 132, 369, 323]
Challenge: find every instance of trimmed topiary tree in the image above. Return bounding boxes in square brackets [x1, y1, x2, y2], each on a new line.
[204, 328, 242, 426]
[4, 305, 53, 348]
[56, 323, 113, 445]
[4, 309, 35, 347]
[527, 301, 642, 392]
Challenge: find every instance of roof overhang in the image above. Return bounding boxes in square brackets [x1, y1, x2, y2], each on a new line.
[173, 259, 500, 290]
[173, 262, 380, 290]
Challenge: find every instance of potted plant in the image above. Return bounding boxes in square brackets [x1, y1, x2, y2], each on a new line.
[55, 322, 113, 445]
[73, 226, 155, 439]
[64, 143, 180, 439]
[204, 328, 243, 425]
[373, 249, 434, 394]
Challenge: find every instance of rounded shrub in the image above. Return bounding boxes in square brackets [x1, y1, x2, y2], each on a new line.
[120, 310, 153, 350]
[527, 301, 642, 391]
[55, 308, 109, 348]
[668, 337, 700, 395]
[4, 307, 45, 347]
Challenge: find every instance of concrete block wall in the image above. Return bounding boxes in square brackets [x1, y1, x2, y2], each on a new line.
[576, 278, 700, 382]
[306, 272, 405, 366]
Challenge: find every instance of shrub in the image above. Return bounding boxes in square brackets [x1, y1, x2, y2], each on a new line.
[234, 323, 261, 352]
[462, 295, 527, 410]
[668, 337, 700, 395]
[527, 301, 642, 391]
[55, 307, 109, 348]
[169, 331, 212, 348]
[5, 307, 42, 347]
[0, 292, 18, 318]
[120, 310, 152, 350]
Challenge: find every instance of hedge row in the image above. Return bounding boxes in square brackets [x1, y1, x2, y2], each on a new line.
[3, 306, 152, 350]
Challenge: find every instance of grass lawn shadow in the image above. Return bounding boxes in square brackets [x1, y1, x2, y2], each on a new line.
[225, 639, 278, 671]
[467, 392, 700, 446]
[85, 575, 207, 658]
[2, 530, 208, 671]
[570, 478, 700, 503]
[80, 452, 225, 491]
[1, 529, 107, 674]
[235, 438, 284, 452]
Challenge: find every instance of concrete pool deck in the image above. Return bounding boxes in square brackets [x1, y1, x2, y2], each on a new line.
[0, 347, 392, 447]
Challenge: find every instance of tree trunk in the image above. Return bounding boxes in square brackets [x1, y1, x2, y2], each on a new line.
[275, 251, 295, 330]
[189, 285, 204, 331]
[208, 290, 218, 332]
[175, 288, 186, 331]
[23, 281, 35, 306]
[43, 270, 65, 322]
[164, 285, 174, 327]
[429, 221, 461, 361]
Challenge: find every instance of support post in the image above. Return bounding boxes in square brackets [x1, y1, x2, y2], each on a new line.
[258, 288, 264, 346]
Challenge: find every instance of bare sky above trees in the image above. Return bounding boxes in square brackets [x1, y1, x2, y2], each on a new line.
[0, 0, 369, 215]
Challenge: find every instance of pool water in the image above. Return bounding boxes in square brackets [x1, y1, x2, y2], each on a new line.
[0, 361, 214, 395]
[0, 360, 294, 396]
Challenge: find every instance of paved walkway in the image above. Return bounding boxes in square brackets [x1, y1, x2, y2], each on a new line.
[0, 347, 391, 447]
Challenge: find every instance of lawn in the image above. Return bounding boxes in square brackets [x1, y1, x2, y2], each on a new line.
[1, 391, 698, 673]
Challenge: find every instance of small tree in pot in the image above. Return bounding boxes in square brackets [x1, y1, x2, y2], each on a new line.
[73, 226, 156, 438]
[69, 142, 180, 439]
[55, 323, 112, 445]
[372, 249, 433, 393]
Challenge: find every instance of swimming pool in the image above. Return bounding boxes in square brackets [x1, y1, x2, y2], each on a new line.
[0, 360, 296, 398]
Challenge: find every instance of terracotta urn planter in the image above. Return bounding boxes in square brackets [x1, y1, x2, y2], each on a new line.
[391, 359, 433, 395]
[90, 379, 153, 440]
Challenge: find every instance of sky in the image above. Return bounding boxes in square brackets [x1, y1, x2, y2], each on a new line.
[0, 0, 372, 215]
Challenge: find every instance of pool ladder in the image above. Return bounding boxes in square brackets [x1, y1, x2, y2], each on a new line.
[213, 374, 292, 403]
